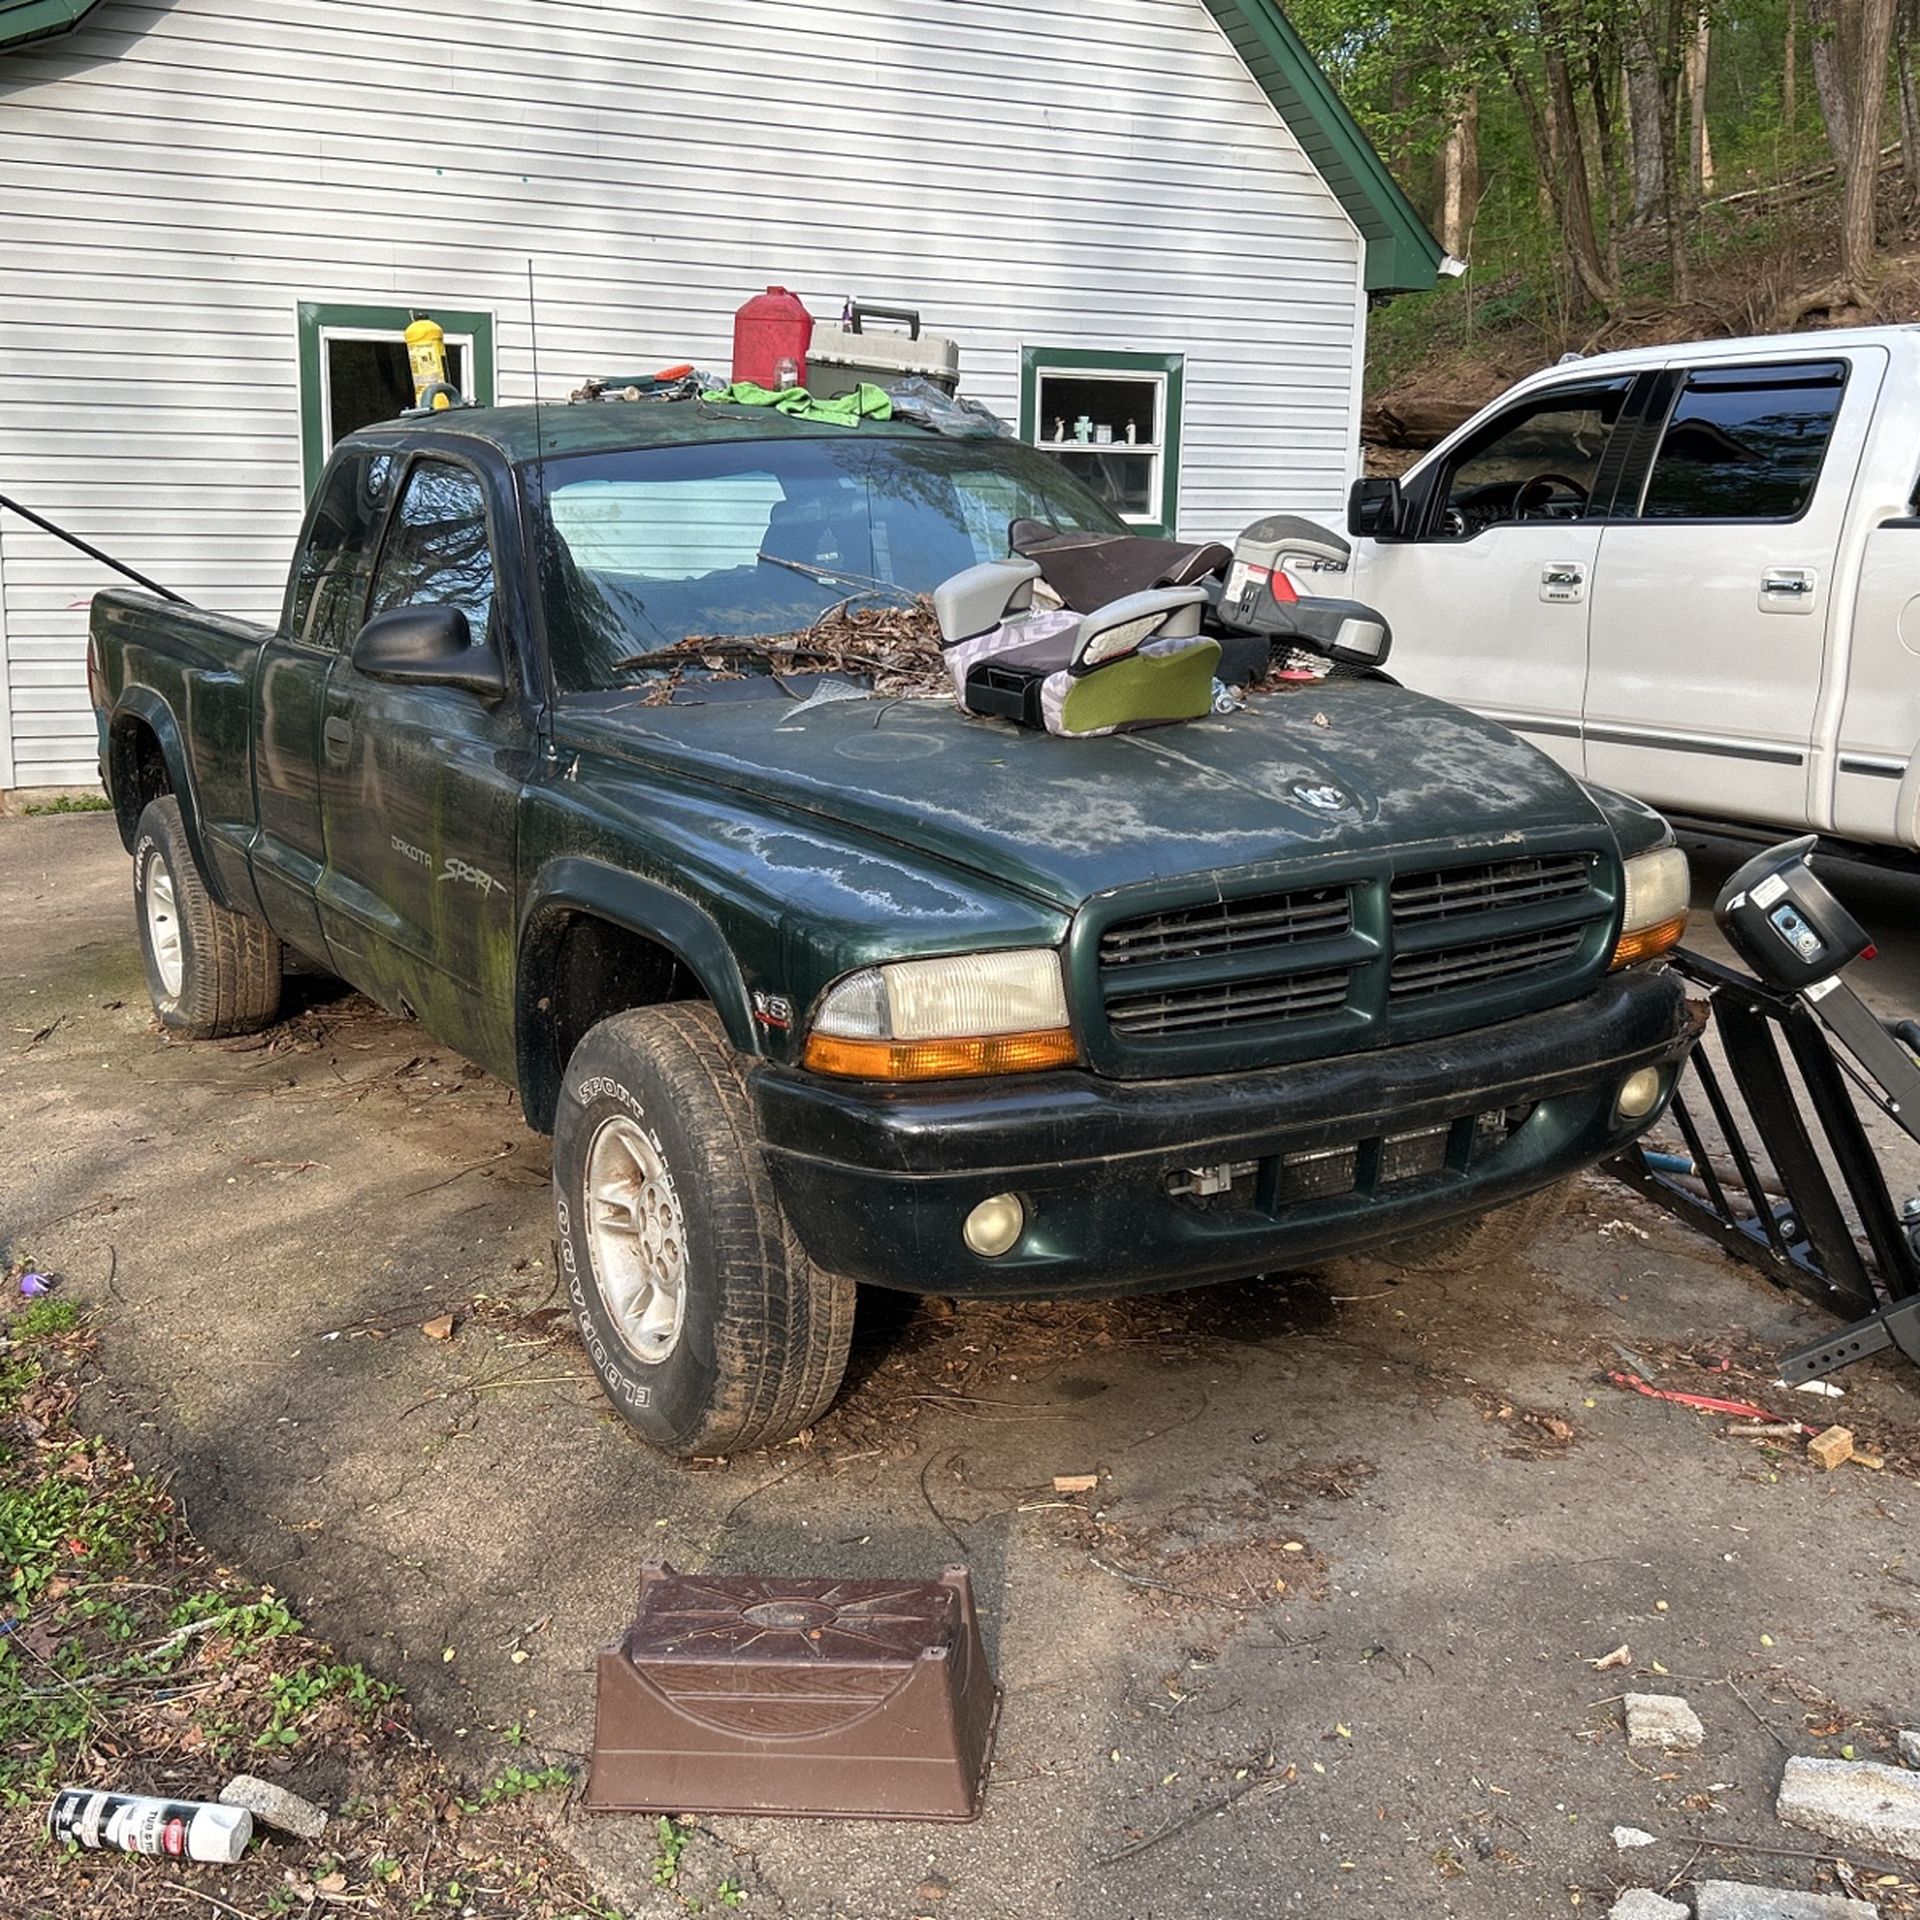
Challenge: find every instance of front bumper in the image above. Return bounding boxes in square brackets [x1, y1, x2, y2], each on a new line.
[753, 966, 1694, 1296]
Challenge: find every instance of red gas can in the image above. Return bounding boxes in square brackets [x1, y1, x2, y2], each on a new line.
[731, 286, 813, 389]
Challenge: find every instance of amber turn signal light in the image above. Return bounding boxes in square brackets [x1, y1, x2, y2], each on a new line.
[801, 1028, 1077, 1080]
[1610, 911, 1688, 970]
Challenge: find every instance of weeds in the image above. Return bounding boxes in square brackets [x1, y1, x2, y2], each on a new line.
[18, 793, 111, 816]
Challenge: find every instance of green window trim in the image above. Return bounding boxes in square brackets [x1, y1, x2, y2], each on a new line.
[1019, 347, 1184, 539]
[296, 301, 496, 495]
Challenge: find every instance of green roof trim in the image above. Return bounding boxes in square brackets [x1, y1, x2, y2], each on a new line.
[0, 0, 106, 48]
[1203, 0, 1446, 293]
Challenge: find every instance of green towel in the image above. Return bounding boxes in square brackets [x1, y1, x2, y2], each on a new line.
[705, 381, 893, 428]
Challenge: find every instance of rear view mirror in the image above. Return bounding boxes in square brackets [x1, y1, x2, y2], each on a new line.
[351, 605, 507, 700]
[1348, 476, 1407, 540]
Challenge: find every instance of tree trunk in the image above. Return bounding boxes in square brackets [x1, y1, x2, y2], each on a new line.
[1624, 20, 1667, 225]
[1687, 8, 1714, 194]
[1809, 0, 1850, 171]
[1438, 88, 1481, 258]
[1898, 0, 1920, 216]
[1835, 0, 1897, 289]
[1655, 0, 1693, 300]
[1542, 9, 1619, 307]
[1783, 0, 1797, 129]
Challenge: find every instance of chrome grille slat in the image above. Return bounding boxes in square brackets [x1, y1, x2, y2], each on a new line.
[1106, 967, 1351, 1036]
[1390, 853, 1593, 923]
[1098, 887, 1351, 968]
[1388, 925, 1585, 999]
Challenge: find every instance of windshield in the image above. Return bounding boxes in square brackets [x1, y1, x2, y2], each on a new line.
[535, 433, 1123, 693]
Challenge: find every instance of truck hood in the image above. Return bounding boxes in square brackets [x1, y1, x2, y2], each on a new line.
[552, 682, 1614, 910]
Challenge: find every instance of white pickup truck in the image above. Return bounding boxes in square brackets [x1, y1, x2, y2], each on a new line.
[1346, 324, 1920, 858]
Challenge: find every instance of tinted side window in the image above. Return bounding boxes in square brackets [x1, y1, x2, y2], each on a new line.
[1435, 380, 1631, 534]
[368, 460, 497, 644]
[1639, 363, 1846, 520]
[286, 451, 396, 649]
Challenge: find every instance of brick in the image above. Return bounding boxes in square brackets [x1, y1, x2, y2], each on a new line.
[1806, 1425, 1855, 1471]
[1625, 1692, 1706, 1752]
[218, 1772, 328, 1840]
[1777, 1754, 1920, 1861]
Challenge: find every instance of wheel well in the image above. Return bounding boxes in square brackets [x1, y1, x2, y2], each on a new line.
[518, 910, 706, 1131]
[108, 719, 171, 850]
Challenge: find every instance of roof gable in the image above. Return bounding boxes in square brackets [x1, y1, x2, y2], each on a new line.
[1199, 0, 1445, 292]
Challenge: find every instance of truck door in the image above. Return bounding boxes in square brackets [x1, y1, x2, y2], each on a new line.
[1832, 460, 1920, 850]
[316, 453, 533, 1080]
[1351, 373, 1644, 777]
[1583, 350, 1886, 828]
[251, 449, 397, 959]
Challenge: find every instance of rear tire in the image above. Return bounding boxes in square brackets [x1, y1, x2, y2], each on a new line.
[133, 796, 282, 1039]
[1371, 1178, 1573, 1274]
[552, 1003, 855, 1458]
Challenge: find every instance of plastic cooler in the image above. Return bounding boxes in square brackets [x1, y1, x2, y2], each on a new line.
[808, 303, 960, 398]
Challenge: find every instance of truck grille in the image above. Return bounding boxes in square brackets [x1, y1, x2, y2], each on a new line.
[1091, 850, 1608, 1061]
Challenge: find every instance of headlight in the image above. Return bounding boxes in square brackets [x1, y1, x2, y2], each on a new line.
[1611, 845, 1690, 968]
[802, 949, 1075, 1079]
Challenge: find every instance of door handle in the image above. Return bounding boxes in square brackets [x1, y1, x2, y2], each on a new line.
[322, 716, 353, 761]
[1542, 564, 1585, 586]
[1762, 570, 1813, 594]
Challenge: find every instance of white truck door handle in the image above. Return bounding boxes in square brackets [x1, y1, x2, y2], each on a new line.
[1760, 567, 1816, 611]
[1540, 562, 1586, 603]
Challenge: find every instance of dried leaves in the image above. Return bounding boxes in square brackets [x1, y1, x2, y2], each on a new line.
[638, 597, 951, 701]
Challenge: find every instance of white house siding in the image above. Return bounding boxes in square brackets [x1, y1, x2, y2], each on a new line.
[0, 0, 1367, 789]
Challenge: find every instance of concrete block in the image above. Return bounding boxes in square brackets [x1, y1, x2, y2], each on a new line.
[1778, 1755, 1920, 1861]
[1695, 1882, 1876, 1919]
[1610, 1890, 1689, 1919]
[1626, 1692, 1706, 1752]
[218, 1773, 328, 1840]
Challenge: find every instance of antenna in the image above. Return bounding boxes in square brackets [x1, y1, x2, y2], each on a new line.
[526, 257, 549, 469]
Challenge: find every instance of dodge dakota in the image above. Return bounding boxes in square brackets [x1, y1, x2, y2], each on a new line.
[90, 399, 1694, 1458]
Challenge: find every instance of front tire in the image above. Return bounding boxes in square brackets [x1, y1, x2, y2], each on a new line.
[552, 1003, 855, 1458]
[1371, 1178, 1573, 1274]
[133, 796, 282, 1039]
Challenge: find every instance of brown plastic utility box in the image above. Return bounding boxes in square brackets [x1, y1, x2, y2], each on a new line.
[585, 1564, 1000, 1822]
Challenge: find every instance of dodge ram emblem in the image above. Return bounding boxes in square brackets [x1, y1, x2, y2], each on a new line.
[1293, 782, 1347, 812]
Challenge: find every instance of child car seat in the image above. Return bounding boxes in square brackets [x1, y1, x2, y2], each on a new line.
[933, 557, 1221, 739]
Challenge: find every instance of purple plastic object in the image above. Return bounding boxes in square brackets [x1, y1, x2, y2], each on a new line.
[19, 1272, 50, 1298]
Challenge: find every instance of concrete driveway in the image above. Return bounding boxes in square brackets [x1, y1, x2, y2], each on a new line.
[7, 809, 1920, 1918]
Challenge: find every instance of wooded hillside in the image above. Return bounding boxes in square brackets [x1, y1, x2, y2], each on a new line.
[1291, 0, 1920, 413]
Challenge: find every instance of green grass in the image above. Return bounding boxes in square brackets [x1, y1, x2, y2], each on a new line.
[18, 793, 111, 816]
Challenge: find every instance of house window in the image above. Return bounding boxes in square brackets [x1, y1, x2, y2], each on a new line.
[1020, 348, 1183, 536]
[296, 302, 496, 494]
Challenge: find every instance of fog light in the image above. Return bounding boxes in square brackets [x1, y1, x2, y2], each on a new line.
[1617, 1067, 1664, 1119]
[962, 1193, 1026, 1258]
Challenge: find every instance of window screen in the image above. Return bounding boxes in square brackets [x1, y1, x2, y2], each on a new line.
[1640, 363, 1845, 520]
[286, 450, 398, 650]
[369, 460, 497, 646]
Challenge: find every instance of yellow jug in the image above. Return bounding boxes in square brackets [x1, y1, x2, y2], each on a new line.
[404, 312, 447, 406]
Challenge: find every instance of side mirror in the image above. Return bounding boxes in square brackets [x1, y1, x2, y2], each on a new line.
[1348, 476, 1408, 541]
[350, 605, 507, 700]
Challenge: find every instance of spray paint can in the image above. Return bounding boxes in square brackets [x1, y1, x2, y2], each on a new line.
[48, 1788, 253, 1864]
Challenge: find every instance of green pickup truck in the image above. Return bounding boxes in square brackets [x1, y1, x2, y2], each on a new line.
[89, 400, 1695, 1458]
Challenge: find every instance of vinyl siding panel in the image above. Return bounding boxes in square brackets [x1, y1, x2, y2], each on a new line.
[0, 0, 1366, 787]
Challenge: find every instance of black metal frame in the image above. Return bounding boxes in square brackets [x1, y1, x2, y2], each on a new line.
[1608, 948, 1920, 1380]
